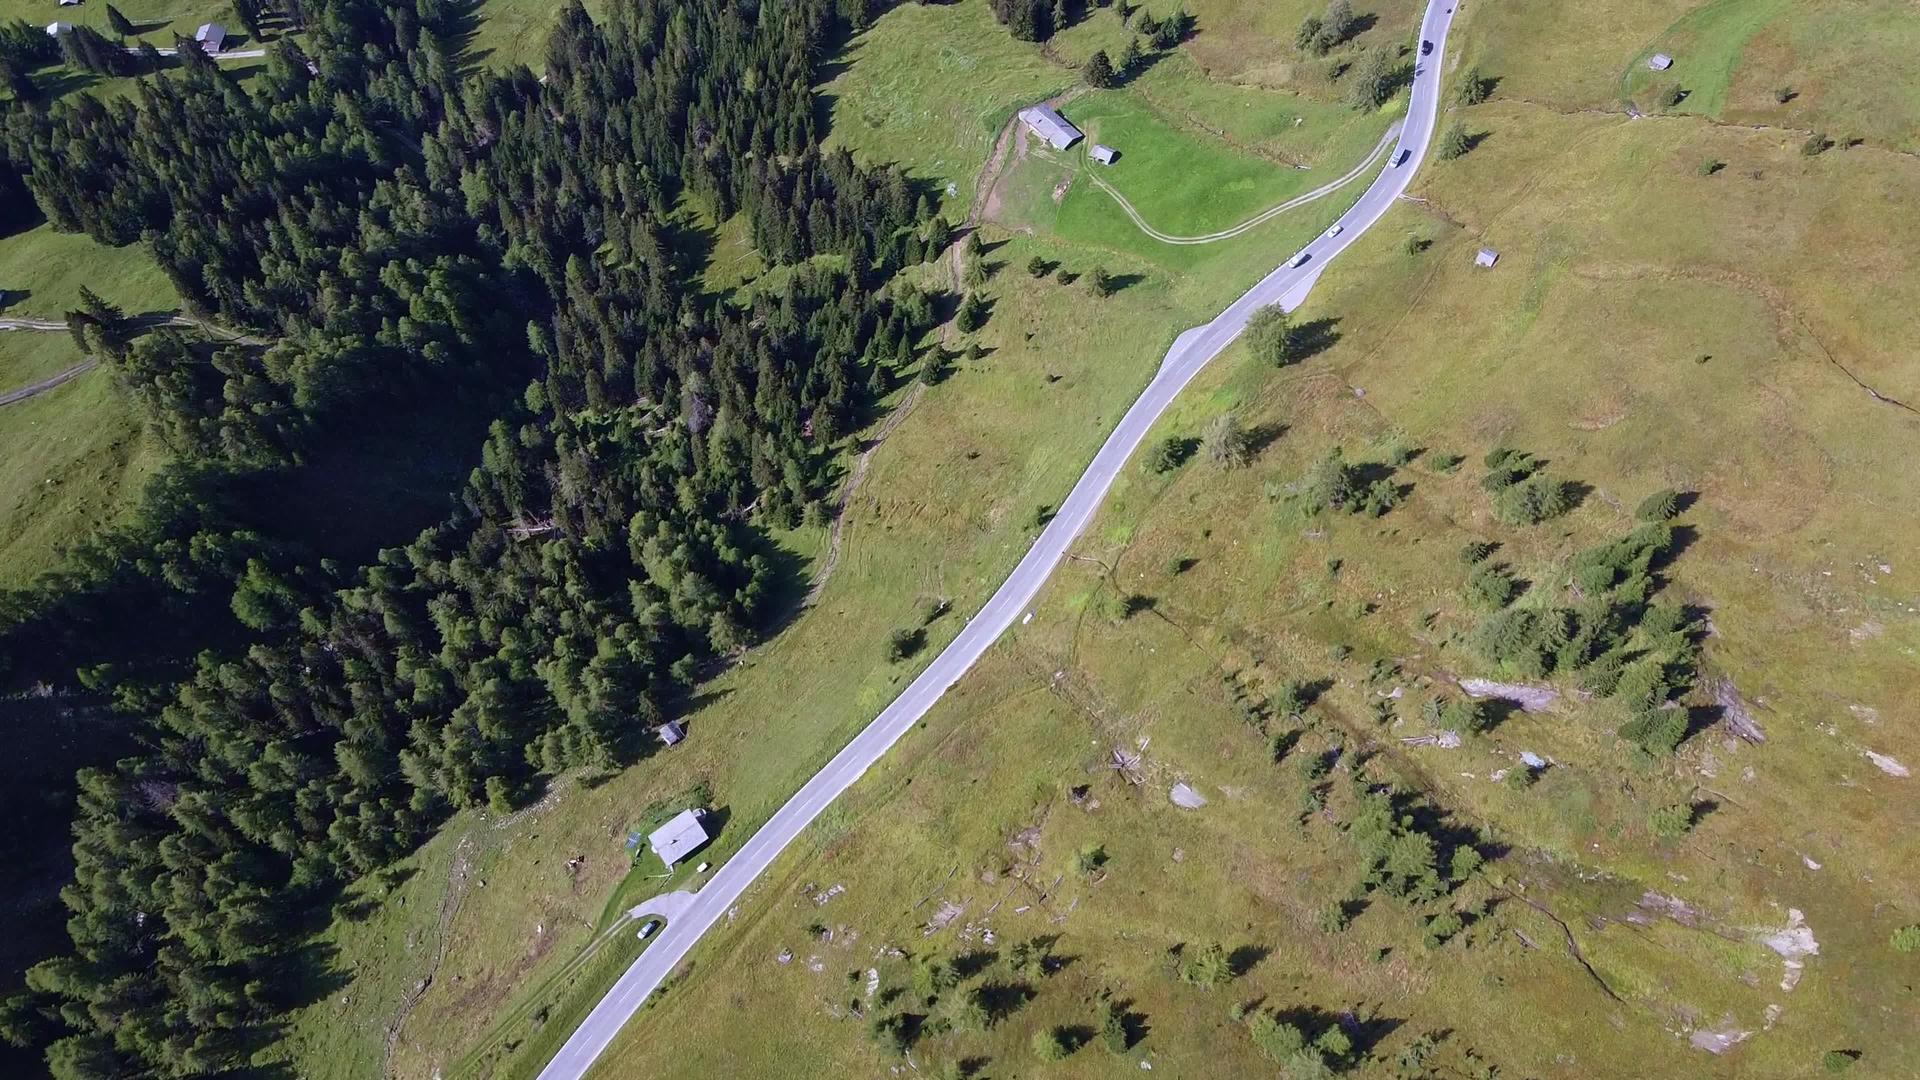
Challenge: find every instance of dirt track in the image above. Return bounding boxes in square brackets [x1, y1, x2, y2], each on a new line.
[0, 359, 97, 408]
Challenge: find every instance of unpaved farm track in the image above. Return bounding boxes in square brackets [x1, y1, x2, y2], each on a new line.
[0, 314, 266, 407]
[0, 359, 97, 407]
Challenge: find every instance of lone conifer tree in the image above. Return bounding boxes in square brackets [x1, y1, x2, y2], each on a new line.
[1084, 49, 1115, 89]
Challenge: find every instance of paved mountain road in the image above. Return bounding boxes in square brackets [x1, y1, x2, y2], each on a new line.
[535, 3, 1459, 1076]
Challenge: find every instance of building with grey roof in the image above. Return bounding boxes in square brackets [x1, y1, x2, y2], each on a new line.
[1018, 104, 1083, 151]
[648, 809, 710, 867]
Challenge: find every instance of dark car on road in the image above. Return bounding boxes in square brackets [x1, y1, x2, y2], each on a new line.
[1421, 39, 1433, 55]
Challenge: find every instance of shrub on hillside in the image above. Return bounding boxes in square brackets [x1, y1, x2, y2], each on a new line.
[1180, 941, 1233, 988]
[1203, 412, 1253, 468]
[1465, 562, 1519, 609]
[1031, 1025, 1072, 1061]
[1635, 488, 1681, 521]
[1619, 707, 1689, 756]
[1494, 472, 1575, 525]
[1247, 304, 1302, 365]
[1649, 802, 1694, 841]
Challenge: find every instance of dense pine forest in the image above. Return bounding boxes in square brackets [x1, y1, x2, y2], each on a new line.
[0, 0, 945, 1073]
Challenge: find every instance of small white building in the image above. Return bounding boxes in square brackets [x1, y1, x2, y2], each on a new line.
[1475, 248, 1500, 268]
[1090, 144, 1118, 165]
[46, 21, 73, 36]
[195, 22, 227, 53]
[56, 0, 82, 7]
[648, 809, 709, 868]
[656, 720, 686, 747]
[1648, 53, 1673, 71]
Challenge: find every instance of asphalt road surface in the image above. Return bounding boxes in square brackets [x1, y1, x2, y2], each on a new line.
[537, 3, 1458, 1075]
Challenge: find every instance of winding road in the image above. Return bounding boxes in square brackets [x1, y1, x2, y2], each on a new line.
[535, 3, 1459, 1076]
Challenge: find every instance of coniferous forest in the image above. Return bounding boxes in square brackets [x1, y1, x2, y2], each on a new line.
[0, 0, 944, 1073]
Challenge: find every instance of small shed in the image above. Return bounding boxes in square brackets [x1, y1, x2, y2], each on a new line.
[648, 809, 710, 868]
[56, 0, 81, 7]
[45, 20, 72, 35]
[1090, 144, 1118, 165]
[1474, 248, 1500, 268]
[656, 720, 686, 747]
[1017, 104, 1083, 151]
[1648, 53, 1673, 71]
[195, 22, 227, 53]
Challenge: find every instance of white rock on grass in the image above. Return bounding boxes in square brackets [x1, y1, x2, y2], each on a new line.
[1170, 782, 1208, 809]
[1864, 751, 1910, 777]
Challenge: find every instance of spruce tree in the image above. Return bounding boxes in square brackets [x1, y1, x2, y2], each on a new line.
[1084, 49, 1115, 89]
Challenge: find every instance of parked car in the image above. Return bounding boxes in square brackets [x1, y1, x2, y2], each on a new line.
[637, 919, 661, 940]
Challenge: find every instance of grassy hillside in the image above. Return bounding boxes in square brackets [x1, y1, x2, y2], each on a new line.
[597, 105, 1920, 1080]
[0, 221, 180, 319]
[0, 335, 165, 589]
[262, 1, 1424, 1077]
[0, 0, 242, 46]
[584, 5, 1920, 1080]
[33, 0, 1916, 1077]
[0, 224, 176, 588]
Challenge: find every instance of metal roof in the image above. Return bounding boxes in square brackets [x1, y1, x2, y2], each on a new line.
[1091, 144, 1118, 164]
[648, 809, 709, 866]
[1018, 105, 1083, 151]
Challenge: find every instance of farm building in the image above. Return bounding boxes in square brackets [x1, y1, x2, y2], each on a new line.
[1018, 104, 1083, 151]
[656, 720, 686, 747]
[1475, 248, 1500, 268]
[56, 0, 80, 7]
[1091, 144, 1118, 165]
[195, 22, 227, 52]
[45, 20, 71, 35]
[648, 809, 710, 868]
[1648, 53, 1672, 71]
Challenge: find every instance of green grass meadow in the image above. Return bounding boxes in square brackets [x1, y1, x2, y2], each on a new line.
[0, 221, 181, 319]
[0, 336, 164, 589]
[276, 1, 1424, 1073]
[24, 1, 1919, 1078]
[594, 95, 1920, 1078]
[818, 0, 1067, 213]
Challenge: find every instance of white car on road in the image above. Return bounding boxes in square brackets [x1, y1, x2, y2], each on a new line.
[1325, 224, 1344, 238]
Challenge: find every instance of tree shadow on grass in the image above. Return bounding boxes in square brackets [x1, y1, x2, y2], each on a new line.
[951, 948, 998, 978]
[976, 980, 1035, 1023]
[1245, 421, 1289, 457]
[1288, 316, 1342, 362]
[1113, 48, 1169, 89]
[1057, 1024, 1098, 1052]
[444, 0, 497, 73]
[1228, 943, 1270, 977]
[1475, 696, 1524, 734]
